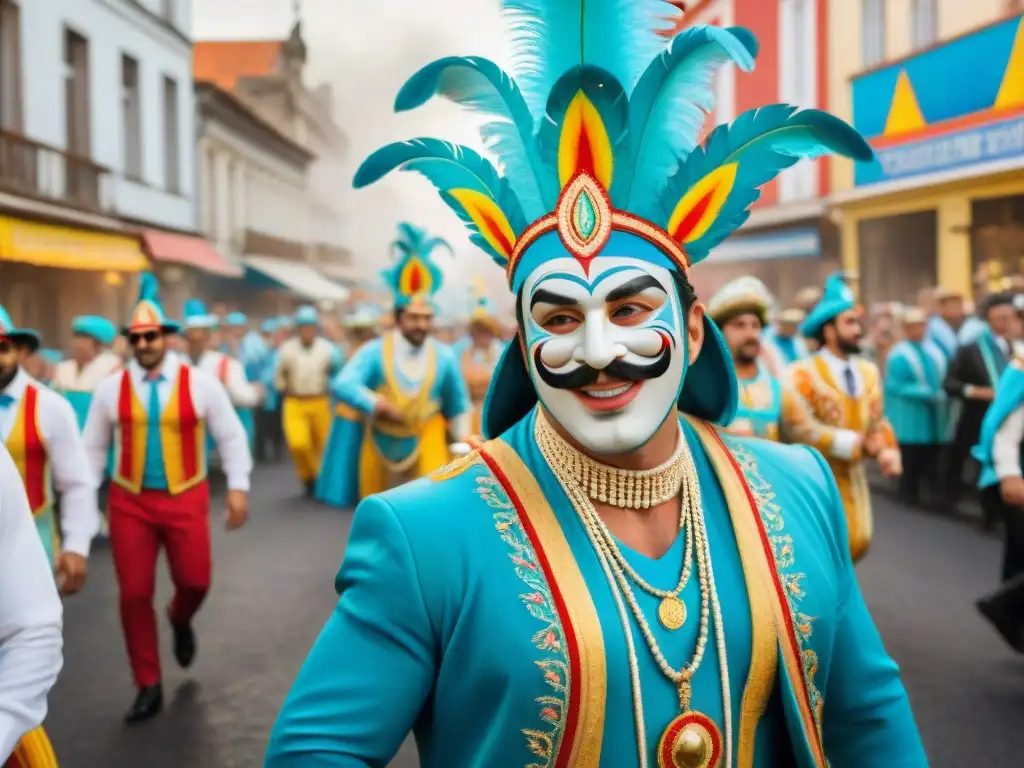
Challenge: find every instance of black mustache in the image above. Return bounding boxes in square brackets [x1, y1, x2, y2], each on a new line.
[533, 343, 672, 390]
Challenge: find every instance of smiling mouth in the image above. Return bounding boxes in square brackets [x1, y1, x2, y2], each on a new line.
[573, 380, 644, 412]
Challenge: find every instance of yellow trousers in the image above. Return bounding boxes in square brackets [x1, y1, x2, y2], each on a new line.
[830, 461, 873, 563]
[282, 396, 332, 483]
[359, 414, 452, 498]
[6, 728, 58, 768]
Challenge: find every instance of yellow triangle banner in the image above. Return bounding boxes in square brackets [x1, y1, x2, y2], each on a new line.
[884, 70, 926, 137]
[995, 17, 1024, 109]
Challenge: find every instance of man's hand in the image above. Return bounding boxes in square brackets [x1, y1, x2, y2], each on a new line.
[225, 490, 249, 531]
[877, 447, 902, 478]
[373, 399, 405, 425]
[1000, 476, 1024, 508]
[863, 431, 886, 459]
[55, 552, 88, 596]
[971, 386, 996, 402]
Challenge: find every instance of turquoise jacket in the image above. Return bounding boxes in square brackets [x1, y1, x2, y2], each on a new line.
[884, 340, 949, 445]
[973, 357, 1024, 489]
[268, 409, 926, 768]
[315, 335, 470, 509]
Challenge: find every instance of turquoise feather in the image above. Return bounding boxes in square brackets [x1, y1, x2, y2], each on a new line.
[660, 105, 874, 262]
[536, 66, 629, 182]
[394, 56, 554, 218]
[501, 0, 667, 117]
[382, 223, 447, 298]
[353, 138, 527, 233]
[137, 272, 159, 303]
[621, 26, 757, 211]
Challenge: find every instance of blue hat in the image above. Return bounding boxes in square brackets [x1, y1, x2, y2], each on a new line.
[380, 222, 449, 312]
[800, 272, 858, 337]
[124, 273, 181, 335]
[294, 305, 319, 327]
[225, 311, 248, 328]
[276, 314, 294, 329]
[182, 299, 219, 331]
[39, 348, 64, 364]
[353, 11, 873, 438]
[260, 318, 279, 334]
[0, 305, 41, 353]
[72, 315, 117, 346]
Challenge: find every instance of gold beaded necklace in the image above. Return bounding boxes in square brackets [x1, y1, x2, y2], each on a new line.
[536, 411, 694, 631]
[536, 412, 733, 768]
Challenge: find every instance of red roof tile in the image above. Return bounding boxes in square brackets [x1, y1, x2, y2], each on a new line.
[193, 41, 284, 91]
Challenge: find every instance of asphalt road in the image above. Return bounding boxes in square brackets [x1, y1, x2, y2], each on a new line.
[43, 464, 1024, 767]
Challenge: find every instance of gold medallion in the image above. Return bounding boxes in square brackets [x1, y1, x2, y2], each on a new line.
[657, 711, 722, 768]
[658, 596, 687, 630]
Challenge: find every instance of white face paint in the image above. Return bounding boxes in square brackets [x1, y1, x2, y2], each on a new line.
[520, 256, 688, 455]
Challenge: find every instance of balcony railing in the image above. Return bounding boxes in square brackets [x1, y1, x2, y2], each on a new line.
[0, 128, 113, 213]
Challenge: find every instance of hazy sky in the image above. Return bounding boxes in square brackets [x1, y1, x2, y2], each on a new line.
[192, 0, 513, 314]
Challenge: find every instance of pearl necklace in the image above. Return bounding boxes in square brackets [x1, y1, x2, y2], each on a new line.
[535, 412, 688, 509]
[536, 415, 733, 768]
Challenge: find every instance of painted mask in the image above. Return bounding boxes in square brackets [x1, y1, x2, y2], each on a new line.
[521, 255, 688, 455]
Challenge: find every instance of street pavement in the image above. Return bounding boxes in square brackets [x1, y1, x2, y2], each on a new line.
[44, 463, 1024, 767]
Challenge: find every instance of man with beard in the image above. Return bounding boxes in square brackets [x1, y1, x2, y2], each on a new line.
[314, 223, 471, 509]
[82, 275, 251, 724]
[788, 273, 901, 563]
[180, 300, 262, 457]
[267, 9, 924, 767]
[706, 277, 804, 441]
[0, 305, 98, 767]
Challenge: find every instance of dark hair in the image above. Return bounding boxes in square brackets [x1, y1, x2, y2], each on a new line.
[394, 306, 405, 322]
[983, 291, 1016, 320]
[514, 268, 697, 331]
[812, 319, 834, 347]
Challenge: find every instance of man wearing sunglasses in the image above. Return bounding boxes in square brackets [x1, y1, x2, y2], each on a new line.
[82, 275, 252, 724]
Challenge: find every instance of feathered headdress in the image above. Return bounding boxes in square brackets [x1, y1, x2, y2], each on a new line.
[355, 1, 873, 436]
[468, 275, 503, 334]
[380, 222, 451, 312]
[124, 273, 180, 335]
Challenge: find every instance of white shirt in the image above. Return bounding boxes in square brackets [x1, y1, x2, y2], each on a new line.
[274, 337, 336, 397]
[191, 350, 260, 408]
[993, 406, 1024, 480]
[50, 351, 123, 393]
[815, 349, 865, 461]
[0, 443, 63, 763]
[0, 370, 100, 557]
[83, 352, 254, 492]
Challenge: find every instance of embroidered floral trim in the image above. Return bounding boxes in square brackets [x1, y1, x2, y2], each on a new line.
[474, 473, 571, 768]
[721, 436, 824, 725]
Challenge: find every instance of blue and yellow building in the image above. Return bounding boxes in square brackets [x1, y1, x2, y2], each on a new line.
[828, 3, 1024, 303]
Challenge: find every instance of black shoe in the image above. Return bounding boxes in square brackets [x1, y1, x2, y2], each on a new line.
[977, 597, 1024, 653]
[172, 621, 196, 668]
[124, 684, 163, 724]
[304, 480, 316, 499]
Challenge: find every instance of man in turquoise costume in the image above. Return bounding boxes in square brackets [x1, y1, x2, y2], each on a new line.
[267, 5, 925, 767]
[52, 316, 123, 430]
[884, 308, 950, 508]
[765, 308, 808, 367]
[973, 356, 1024, 651]
[315, 223, 472, 509]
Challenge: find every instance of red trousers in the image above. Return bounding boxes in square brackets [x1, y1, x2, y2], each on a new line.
[109, 482, 211, 688]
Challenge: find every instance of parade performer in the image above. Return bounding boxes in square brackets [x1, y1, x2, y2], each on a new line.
[181, 300, 261, 452]
[0, 306, 100, 584]
[973, 356, 1024, 652]
[788, 273, 901, 562]
[341, 305, 380, 355]
[82, 275, 252, 724]
[267, 7, 925, 767]
[274, 306, 340, 497]
[0, 444, 63, 768]
[884, 308, 950, 507]
[459, 290, 504, 435]
[315, 224, 472, 509]
[51, 316, 122, 430]
[706, 278, 803, 441]
[765, 308, 808, 366]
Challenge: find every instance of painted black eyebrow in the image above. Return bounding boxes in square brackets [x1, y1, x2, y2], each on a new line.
[530, 289, 577, 309]
[606, 275, 665, 303]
